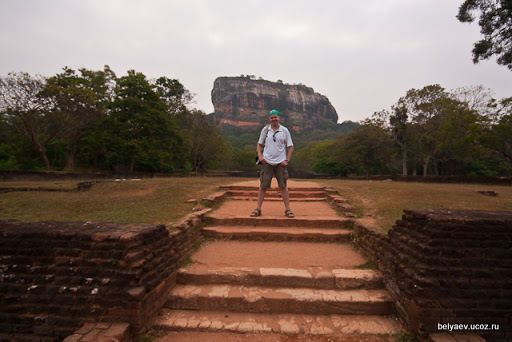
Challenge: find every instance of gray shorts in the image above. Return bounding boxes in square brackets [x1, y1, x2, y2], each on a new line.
[260, 163, 288, 189]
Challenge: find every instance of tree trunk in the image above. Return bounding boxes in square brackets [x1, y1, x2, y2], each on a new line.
[41, 151, 51, 171]
[35, 143, 52, 171]
[402, 148, 408, 176]
[434, 162, 440, 176]
[65, 143, 76, 171]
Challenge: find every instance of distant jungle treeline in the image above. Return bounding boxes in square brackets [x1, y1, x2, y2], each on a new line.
[1, 67, 511, 177]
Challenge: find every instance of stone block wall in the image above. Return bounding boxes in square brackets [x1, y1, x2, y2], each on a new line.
[0, 210, 208, 341]
[354, 209, 512, 342]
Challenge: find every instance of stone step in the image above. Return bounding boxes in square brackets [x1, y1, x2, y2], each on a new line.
[186, 241, 368, 273]
[227, 190, 327, 198]
[206, 215, 354, 229]
[221, 185, 326, 192]
[165, 284, 395, 315]
[177, 266, 384, 290]
[64, 322, 130, 342]
[153, 309, 403, 336]
[202, 225, 352, 241]
[230, 196, 326, 202]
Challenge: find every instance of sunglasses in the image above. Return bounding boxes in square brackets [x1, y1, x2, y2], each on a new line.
[273, 130, 280, 142]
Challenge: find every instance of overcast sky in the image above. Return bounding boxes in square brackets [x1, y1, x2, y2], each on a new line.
[0, 0, 510, 123]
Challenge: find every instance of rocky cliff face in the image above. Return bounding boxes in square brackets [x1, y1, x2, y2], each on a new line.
[210, 77, 339, 130]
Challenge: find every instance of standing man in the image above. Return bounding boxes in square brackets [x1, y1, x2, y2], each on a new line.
[251, 109, 295, 218]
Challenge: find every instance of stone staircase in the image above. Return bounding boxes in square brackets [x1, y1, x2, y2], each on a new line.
[152, 180, 402, 338]
[202, 183, 354, 242]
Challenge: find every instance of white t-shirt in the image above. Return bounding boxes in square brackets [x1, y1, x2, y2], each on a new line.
[258, 124, 294, 165]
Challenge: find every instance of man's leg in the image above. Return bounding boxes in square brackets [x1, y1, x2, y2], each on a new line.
[258, 163, 273, 209]
[251, 163, 272, 216]
[280, 186, 290, 211]
[257, 187, 267, 209]
[275, 165, 293, 216]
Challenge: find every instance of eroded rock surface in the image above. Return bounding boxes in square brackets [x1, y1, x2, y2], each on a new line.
[210, 76, 339, 131]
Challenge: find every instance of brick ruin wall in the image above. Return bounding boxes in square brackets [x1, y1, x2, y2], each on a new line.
[354, 209, 512, 342]
[1, 207, 511, 341]
[0, 210, 208, 342]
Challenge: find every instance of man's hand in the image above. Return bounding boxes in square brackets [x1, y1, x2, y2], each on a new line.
[259, 155, 267, 165]
[280, 160, 289, 167]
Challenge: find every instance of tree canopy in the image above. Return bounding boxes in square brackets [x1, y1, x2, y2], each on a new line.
[0, 67, 229, 173]
[1, 67, 511, 177]
[290, 84, 511, 178]
[457, 0, 512, 70]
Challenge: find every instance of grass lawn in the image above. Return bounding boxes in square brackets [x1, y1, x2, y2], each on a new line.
[0, 177, 252, 225]
[321, 179, 512, 231]
[1, 177, 511, 231]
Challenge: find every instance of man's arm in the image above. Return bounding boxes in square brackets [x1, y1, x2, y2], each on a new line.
[257, 125, 269, 164]
[287, 145, 294, 161]
[281, 146, 294, 167]
[257, 143, 266, 164]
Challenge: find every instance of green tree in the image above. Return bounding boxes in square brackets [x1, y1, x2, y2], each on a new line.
[480, 97, 512, 164]
[155, 76, 193, 114]
[457, 0, 512, 70]
[433, 98, 483, 175]
[0, 115, 24, 170]
[389, 106, 409, 175]
[312, 155, 349, 176]
[0, 72, 62, 170]
[389, 84, 499, 176]
[232, 147, 258, 171]
[40, 66, 114, 170]
[451, 85, 496, 115]
[0, 111, 42, 170]
[99, 70, 183, 172]
[397, 85, 451, 175]
[294, 140, 336, 173]
[177, 109, 230, 174]
[330, 113, 396, 177]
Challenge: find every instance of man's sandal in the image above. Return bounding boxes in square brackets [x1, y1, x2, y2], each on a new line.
[285, 209, 295, 218]
[250, 208, 262, 217]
